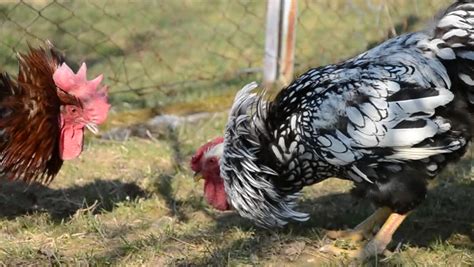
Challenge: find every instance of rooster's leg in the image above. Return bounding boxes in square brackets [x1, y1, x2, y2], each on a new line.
[320, 211, 409, 260]
[359, 211, 408, 258]
[325, 207, 391, 242]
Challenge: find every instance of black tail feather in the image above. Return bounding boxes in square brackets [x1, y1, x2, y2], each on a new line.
[430, 1, 474, 112]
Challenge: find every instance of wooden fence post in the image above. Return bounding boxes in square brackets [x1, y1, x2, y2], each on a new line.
[263, 0, 297, 88]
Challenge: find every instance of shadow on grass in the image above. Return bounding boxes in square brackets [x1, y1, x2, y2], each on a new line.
[150, 128, 192, 222]
[170, 178, 473, 265]
[153, 172, 189, 222]
[77, 155, 472, 265]
[0, 179, 145, 221]
[82, 176, 472, 266]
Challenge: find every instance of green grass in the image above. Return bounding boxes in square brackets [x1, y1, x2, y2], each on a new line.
[0, 0, 472, 265]
[0, 114, 472, 266]
[0, 0, 448, 111]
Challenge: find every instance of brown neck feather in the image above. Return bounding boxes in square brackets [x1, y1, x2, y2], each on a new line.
[0, 45, 66, 184]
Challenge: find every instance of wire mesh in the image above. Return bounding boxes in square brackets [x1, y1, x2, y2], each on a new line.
[0, 0, 450, 110]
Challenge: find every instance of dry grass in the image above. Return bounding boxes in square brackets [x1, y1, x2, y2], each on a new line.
[0, 0, 472, 265]
[0, 113, 472, 266]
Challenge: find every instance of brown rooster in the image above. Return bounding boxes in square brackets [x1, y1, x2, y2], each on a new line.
[0, 44, 109, 184]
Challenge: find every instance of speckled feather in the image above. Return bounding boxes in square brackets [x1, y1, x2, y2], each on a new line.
[0, 46, 76, 184]
[220, 1, 474, 227]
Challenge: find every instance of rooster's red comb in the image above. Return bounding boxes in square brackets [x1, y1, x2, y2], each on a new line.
[53, 62, 110, 124]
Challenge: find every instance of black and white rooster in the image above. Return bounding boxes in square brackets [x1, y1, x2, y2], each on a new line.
[191, 0, 474, 259]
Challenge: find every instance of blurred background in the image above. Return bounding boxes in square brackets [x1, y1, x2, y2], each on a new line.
[0, 0, 448, 115]
[1, 1, 472, 266]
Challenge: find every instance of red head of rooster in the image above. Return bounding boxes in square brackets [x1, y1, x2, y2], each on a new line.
[0, 45, 110, 183]
[190, 137, 230, 211]
[53, 61, 109, 160]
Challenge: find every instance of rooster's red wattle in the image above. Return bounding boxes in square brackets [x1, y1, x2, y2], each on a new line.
[0, 45, 110, 184]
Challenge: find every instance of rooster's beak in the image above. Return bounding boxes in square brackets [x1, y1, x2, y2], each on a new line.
[86, 123, 99, 135]
[193, 172, 203, 182]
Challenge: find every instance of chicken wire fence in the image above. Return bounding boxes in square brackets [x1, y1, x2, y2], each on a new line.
[0, 0, 449, 110]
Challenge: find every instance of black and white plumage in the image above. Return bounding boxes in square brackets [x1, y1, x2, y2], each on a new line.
[220, 1, 474, 228]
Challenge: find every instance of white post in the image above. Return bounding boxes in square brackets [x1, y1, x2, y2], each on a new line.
[263, 0, 297, 88]
[263, 0, 281, 87]
[279, 0, 297, 86]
